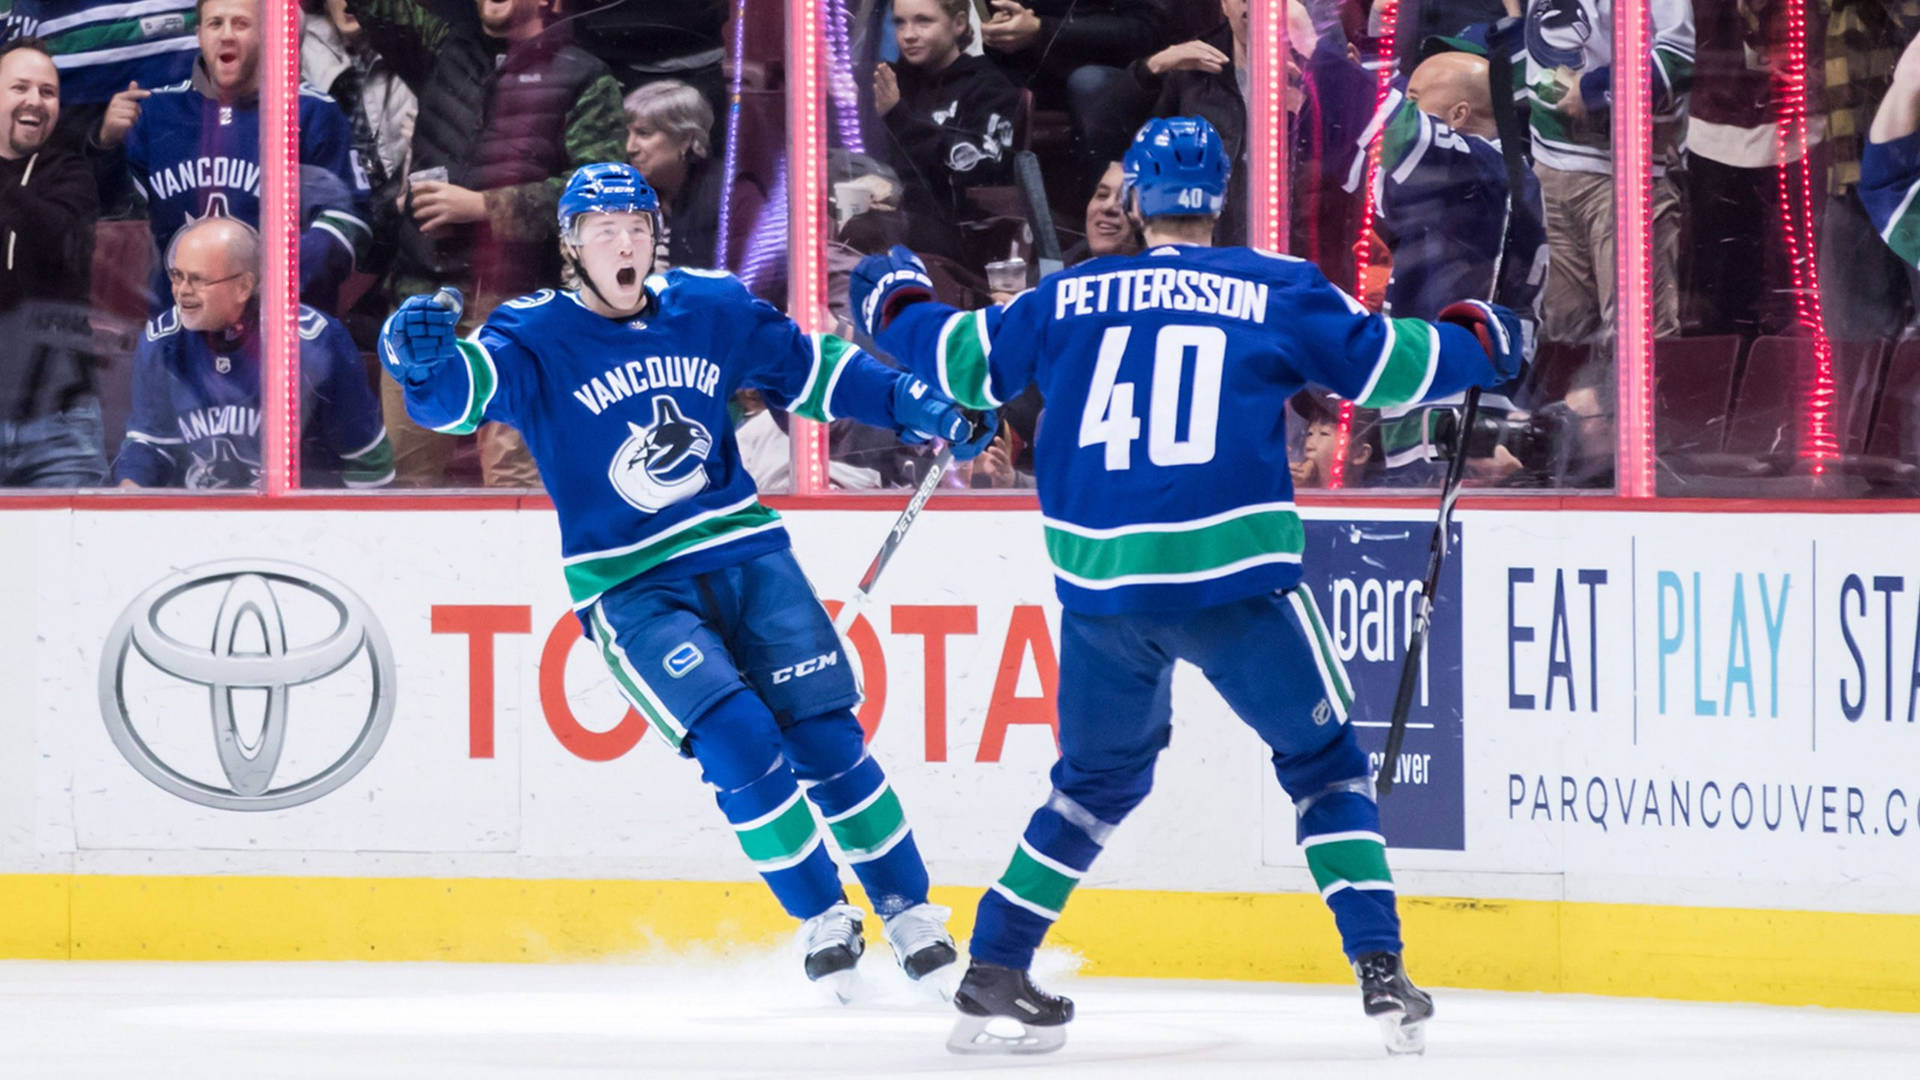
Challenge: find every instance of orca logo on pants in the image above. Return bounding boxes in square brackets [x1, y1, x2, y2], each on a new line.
[97, 560, 396, 812]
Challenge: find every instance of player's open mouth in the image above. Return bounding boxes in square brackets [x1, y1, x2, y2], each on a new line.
[219, 51, 238, 65]
[616, 267, 637, 288]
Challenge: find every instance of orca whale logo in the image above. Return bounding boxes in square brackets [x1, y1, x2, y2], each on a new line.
[1525, 0, 1593, 72]
[609, 394, 714, 511]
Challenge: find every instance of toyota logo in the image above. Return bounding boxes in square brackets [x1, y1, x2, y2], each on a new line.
[97, 560, 396, 811]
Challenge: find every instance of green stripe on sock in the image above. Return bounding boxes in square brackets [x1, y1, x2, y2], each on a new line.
[997, 844, 1079, 918]
[827, 786, 905, 857]
[341, 437, 394, 487]
[736, 795, 819, 866]
[1304, 837, 1393, 893]
[1358, 319, 1436, 409]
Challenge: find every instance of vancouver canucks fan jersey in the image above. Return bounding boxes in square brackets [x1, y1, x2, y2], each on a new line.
[123, 75, 371, 301]
[876, 245, 1504, 615]
[1314, 40, 1546, 335]
[1862, 130, 1920, 270]
[397, 269, 904, 611]
[1312, 38, 1544, 466]
[115, 306, 393, 489]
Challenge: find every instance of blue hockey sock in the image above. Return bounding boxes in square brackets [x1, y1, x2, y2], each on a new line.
[784, 710, 928, 918]
[687, 692, 843, 920]
[1298, 783, 1402, 960]
[970, 788, 1115, 970]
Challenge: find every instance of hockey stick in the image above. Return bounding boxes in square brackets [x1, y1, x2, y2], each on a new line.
[1378, 35, 1527, 795]
[833, 439, 958, 636]
[1015, 150, 1064, 278]
[1375, 385, 1478, 794]
[828, 313, 990, 635]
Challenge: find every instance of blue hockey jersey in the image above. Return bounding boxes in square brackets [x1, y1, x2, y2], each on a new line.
[397, 269, 908, 610]
[1314, 39, 1546, 337]
[122, 68, 371, 308]
[114, 305, 393, 489]
[876, 244, 1506, 614]
[1311, 38, 1545, 468]
[0, 1, 198, 106]
[1862, 129, 1920, 270]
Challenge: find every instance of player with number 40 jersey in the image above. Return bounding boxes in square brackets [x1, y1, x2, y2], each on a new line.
[853, 116, 1526, 1058]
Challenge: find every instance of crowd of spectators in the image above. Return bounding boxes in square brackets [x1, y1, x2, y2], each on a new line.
[6, 1, 1920, 495]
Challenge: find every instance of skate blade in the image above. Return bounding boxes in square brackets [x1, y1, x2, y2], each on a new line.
[1376, 1010, 1426, 1056]
[811, 967, 863, 1006]
[909, 957, 963, 1003]
[946, 1013, 1067, 1055]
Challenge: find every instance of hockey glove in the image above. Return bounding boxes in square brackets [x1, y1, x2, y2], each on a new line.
[379, 287, 464, 385]
[891, 374, 996, 460]
[851, 245, 935, 339]
[1437, 299, 1526, 381]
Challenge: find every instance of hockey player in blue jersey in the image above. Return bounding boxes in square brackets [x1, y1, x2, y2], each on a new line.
[94, 0, 370, 313]
[853, 116, 1525, 1055]
[113, 217, 393, 488]
[377, 162, 994, 995]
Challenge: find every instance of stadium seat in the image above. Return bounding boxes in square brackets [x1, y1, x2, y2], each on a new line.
[1868, 338, 1920, 460]
[1653, 335, 1742, 455]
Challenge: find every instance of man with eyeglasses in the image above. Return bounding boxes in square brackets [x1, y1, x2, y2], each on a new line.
[113, 216, 392, 488]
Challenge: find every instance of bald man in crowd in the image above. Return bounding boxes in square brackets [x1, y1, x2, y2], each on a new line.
[1303, 30, 1547, 479]
[114, 216, 392, 489]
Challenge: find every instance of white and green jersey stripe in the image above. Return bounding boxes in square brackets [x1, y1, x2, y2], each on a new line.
[934, 309, 1002, 411]
[9, 1, 200, 105]
[564, 495, 785, 608]
[1043, 502, 1305, 593]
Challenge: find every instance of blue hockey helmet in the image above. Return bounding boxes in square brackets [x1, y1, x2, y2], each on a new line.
[557, 162, 661, 241]
[1121, 117, 1230, 219]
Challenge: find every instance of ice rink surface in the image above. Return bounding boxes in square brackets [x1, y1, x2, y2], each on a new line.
[1, 951, 1912, 1079]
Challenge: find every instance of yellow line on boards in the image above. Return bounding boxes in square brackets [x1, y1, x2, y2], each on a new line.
[0, 875, 1911, 1012]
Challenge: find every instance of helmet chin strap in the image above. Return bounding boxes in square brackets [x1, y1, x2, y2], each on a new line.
[565, 241, 655, 319]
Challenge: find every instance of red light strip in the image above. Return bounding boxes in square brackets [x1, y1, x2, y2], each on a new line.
[1773, 0, 1837, 472]
[1329, 0, 1399, 490]
[261, 0, 299, 495]
[1613, 0, 1655, 497]
[788, 0, 829, 494]
[1247, 0, 1288, 253]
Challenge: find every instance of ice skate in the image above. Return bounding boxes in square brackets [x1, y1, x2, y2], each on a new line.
[798, 901, 866, 1004]
[946, 960, 1073, 1054]
[1354, 951, 1434, 1055]
[882, 903, 959, 996]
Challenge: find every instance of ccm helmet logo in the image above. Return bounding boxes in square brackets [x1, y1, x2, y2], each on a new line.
[771, 652, 839, 684]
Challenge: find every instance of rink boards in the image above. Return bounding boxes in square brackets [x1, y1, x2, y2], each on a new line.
[0, 501, 1913, 1011]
